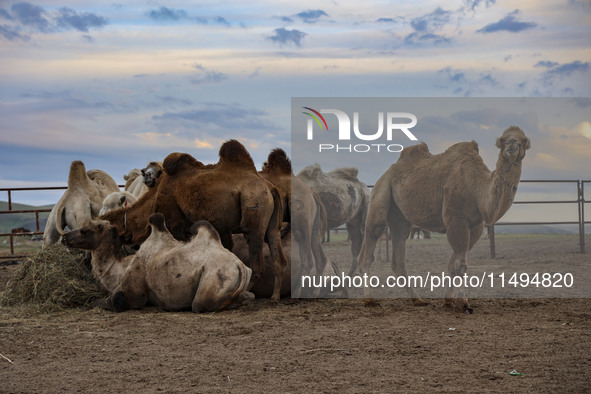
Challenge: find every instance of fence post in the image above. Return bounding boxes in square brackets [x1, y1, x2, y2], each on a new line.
[489, 225, 496, 259]
[578, 180, 585, 254]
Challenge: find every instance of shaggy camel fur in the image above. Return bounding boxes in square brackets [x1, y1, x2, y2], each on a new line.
[260, 149, 330, 296]
[99, 191, 138, 216]
[355, 126, 530, 313]
[297, 164, 370, 275]
[231, 225, 345, 298]
[43, 161, 119, 248]
[100, 140, 287, 301]
[63, 214, 253, 312]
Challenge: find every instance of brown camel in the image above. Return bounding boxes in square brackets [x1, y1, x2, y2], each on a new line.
[260, 149, 330, 295]
[297, 164, 370, 275]
[355, 126, 530, 313]
[100, 140, 287, 301]
[63, 214, 253, 312]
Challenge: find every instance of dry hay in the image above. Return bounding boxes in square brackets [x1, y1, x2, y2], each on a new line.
[0, 243, 105, 311]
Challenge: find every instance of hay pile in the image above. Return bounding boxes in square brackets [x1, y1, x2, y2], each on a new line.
[0, 243, 105, 310]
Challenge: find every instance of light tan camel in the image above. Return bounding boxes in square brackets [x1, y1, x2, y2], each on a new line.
[355, 126, 530, 313]
[43, 161, 119, 248]
[297, 164, 370, 275]
[63, 214, 253, 312]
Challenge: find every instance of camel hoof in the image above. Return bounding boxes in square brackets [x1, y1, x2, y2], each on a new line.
[364, 298, 380, 308]
[464, 306, 475, 314]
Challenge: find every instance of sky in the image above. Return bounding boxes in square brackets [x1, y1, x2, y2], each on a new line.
[0, 0, 590, 207]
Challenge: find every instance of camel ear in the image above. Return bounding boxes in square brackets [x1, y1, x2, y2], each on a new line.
[523, 137, 531, 150]
[119, 195, 127, 205]
[495, 137, 503, 149]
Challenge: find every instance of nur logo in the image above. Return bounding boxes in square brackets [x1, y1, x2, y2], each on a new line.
[302, 107, 419, 153]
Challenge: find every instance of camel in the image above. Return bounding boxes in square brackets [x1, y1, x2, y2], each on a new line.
[260, 149, 330, 295]
[354, 126, 530, 313]
[100, 140, 287, 301]
[63, 214, 253, 312]
[43, 161, 120, 249]
[297, 164, 370, 275]
[99, 191, 137, 216]
[124, 161, 163, 198]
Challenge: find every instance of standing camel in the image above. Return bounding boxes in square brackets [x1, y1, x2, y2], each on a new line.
[297, 164, 370, 275]
[354, 126, 530, 313]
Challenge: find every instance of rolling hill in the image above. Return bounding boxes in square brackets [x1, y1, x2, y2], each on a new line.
[0, 201, 53, 233]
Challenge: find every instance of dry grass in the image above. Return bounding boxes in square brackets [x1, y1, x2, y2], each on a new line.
[0, 243, 105, 312]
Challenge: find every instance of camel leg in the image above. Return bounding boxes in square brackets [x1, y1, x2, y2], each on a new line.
[443, 216, 473, 314]
[345, 213, 364, 275]
[356, 186, 391, 302]
[266, 229, 288, 301]
[386, 207, 425, 305]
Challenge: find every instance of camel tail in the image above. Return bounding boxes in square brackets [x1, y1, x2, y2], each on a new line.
[264, 148, 292, 174]
[218, 140, 256, 170]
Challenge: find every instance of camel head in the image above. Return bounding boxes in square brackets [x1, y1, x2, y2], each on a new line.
[496, 126, 530, 163]
[62, 220, 119, 251]
[141, 161, 163, 187]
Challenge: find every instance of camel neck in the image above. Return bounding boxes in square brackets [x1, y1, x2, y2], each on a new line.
[481, 155, 523, 225]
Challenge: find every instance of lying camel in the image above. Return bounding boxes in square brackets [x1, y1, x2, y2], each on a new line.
[297, 164, 370, 275]
[355, 126, 530, 313]
[409, 226, 431, 240]
[63, 214, 253, 312]
[100, 140, 287, 301]
[99, 191, 137, 216]
[260, 149, 329, 296]
[43, 161, 120, 248]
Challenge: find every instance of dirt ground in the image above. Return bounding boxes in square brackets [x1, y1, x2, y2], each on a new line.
[1, 234, 590, 393]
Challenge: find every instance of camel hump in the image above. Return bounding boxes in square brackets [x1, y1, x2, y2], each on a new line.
[163, 152, 203, 176]
[148, 213, 167, 232]
[68, 160, 89, 188]
[297, 163, 322, 179]
[190, 220, 222, 243]
[329, 167, 359, 182]
[265, 148, 292, 174]
[123, 168, 141, 182]
[219, 139, 255, 169]
[399, 142, 432, 161]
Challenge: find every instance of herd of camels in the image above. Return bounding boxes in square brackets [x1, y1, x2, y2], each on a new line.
[46, 126, 530, 314]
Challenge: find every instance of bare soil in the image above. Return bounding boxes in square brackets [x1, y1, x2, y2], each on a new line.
[1, 234, 590, 393]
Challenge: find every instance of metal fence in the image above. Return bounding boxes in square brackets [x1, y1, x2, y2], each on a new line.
[0, 185, 123, 261]
[1, 180, 589, 261]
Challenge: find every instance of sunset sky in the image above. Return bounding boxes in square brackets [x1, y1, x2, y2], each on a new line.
[0, 0, 590, 207]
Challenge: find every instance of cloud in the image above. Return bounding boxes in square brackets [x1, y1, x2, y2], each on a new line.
[410, 7, 451, 33]
[439, 67, 466, 83]
[0, 2, 108, 40]
[56, 7, 107, 32]
[147, 7, 188, 21]
[404, 7, 453, 46]
[267, 27, 307, 47]
[295, 9, 328, 24]
[0, 23, 29, 41]
[190, 64, 228, 85]
[534, 60, 559, 68]
[545, 60, 589, 77]
[476, 10, 537, 33]
[463, 0, 496, 11]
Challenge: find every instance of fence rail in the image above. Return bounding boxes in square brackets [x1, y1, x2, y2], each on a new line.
[0, 185, 123, 260]
[1, 180, 589, 261]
